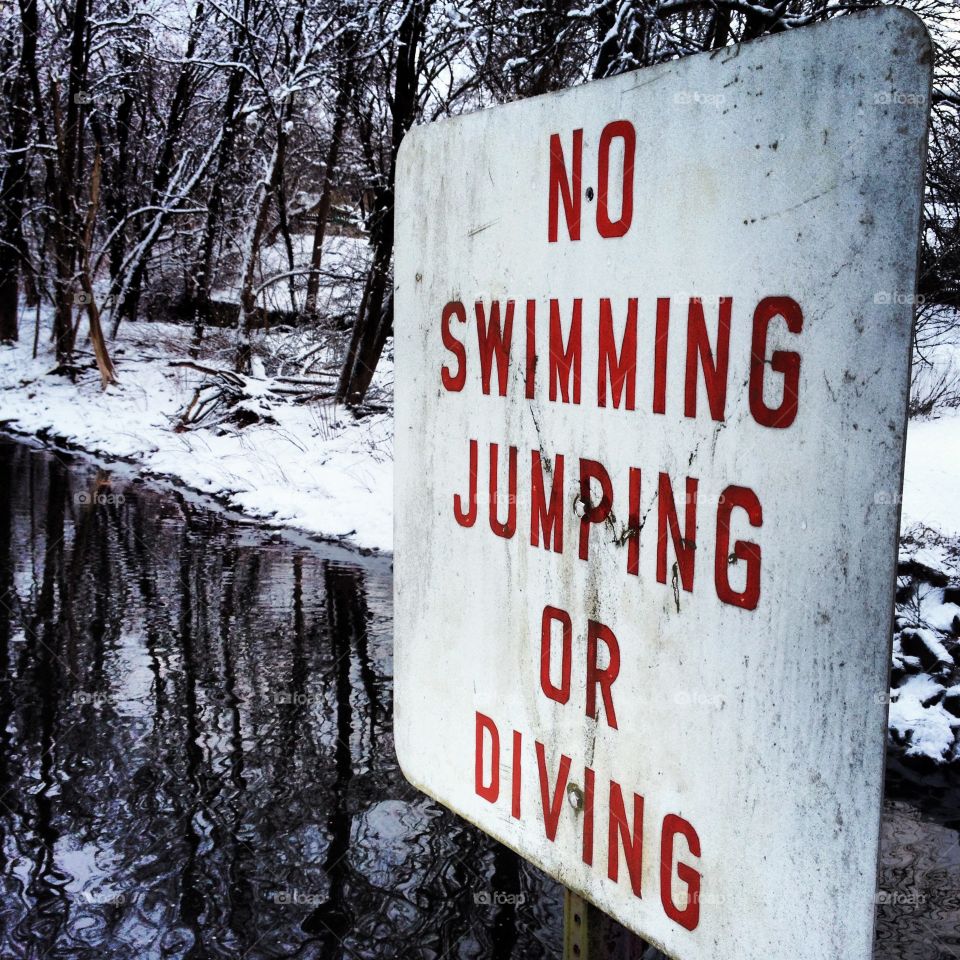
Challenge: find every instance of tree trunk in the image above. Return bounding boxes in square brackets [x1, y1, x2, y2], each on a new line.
[111, 0, 206, 336]
[235, 136, 285, 373]
[337, 218, 392, 403]
[338, 3, 427, 403]
[99, 5, 136, 299]
[234, 0, 305, 372]
[275, 175, 298, 313]
[80, 151, 116, 387]
[188, 22, 248, 356]
[49, 0, 91, 369]
[304, 35, 356, 317]
[0, 0, 45, 342]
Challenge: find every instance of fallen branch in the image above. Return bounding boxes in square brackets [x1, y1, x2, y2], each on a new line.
[171, 361, 337, 430]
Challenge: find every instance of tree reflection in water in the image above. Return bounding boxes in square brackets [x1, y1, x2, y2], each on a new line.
[0, 440, 561, 959]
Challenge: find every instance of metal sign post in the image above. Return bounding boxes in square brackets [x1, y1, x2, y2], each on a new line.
[565, 890, 659, 960]
[394, 8, 931, 958]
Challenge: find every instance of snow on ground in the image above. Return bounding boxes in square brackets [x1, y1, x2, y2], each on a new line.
[893, 533, 960, 766]
[0, 319, 393, 551]
[894, 338, 960, 766]
[902, 406, 960, 536]
[888, 673, 960, 764]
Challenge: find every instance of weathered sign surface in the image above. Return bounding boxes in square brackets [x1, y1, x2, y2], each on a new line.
[393, 9, 932, 958]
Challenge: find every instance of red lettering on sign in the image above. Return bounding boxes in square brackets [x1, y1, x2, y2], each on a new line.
[685, 297, 731, 421]
[452, 442, 764, 606]
[536, 741, 572, 841]
[597, 120, 635, 238]
[525, 299, 537, 399]
[441, 294, 804, 425]
[657, 473, 698, 592]
[476, 299, 515, 397]
[660, 814, 702, 931]
[608, 782, 644, 897]
[441, 301, 467, 391]
[653, 297, 670, 414]
[454, 439, 478, 528]
[531, 451, 564, 553]
[750, 296, 803, 428]
[579, 458, 613, 562]
[598, 297, 637, 410]
[548, 130, 582, 243]
[627, 467, 642, 576]
[540, 605, 573, 704]
[489, 443, 518, 539]
[549, 298, 582, 404]
[470, 711, 707, 929]
[582, 765, 596, 866]
[715, 484, 763, 610]
[511, 729, 523, 819]
[475, 712, 499, 802]
[586, 620, 620, 729]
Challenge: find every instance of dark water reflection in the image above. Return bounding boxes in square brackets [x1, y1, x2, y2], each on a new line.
[877, 764, 960, 960]
[0, 439, 560, 959]
[0, 438, 956, 959]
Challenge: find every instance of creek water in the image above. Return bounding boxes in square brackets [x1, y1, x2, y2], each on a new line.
[0, 438, 955, 959]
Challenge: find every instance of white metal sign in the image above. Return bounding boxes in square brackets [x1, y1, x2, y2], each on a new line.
[393, 9, 932, 959]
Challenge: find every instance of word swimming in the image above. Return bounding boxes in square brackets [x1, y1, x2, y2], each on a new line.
[440, 295, 803, 428]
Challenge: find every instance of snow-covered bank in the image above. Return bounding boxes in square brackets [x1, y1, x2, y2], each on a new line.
[902, 407, 960, 536]
[0, 322, 393, 551]
[893, 533, 960, 765]
[895, 405, 960, 766]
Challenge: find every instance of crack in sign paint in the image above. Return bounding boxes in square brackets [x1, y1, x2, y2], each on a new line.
[468, 219, 499, 237]
[754, 178, 851, 223]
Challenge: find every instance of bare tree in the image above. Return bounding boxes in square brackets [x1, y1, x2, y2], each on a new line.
[304, 21, 361, 318]
[0, 0, 42, 341]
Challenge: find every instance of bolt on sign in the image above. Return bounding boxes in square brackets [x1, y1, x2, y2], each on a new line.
[393, 8, 931, 959]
